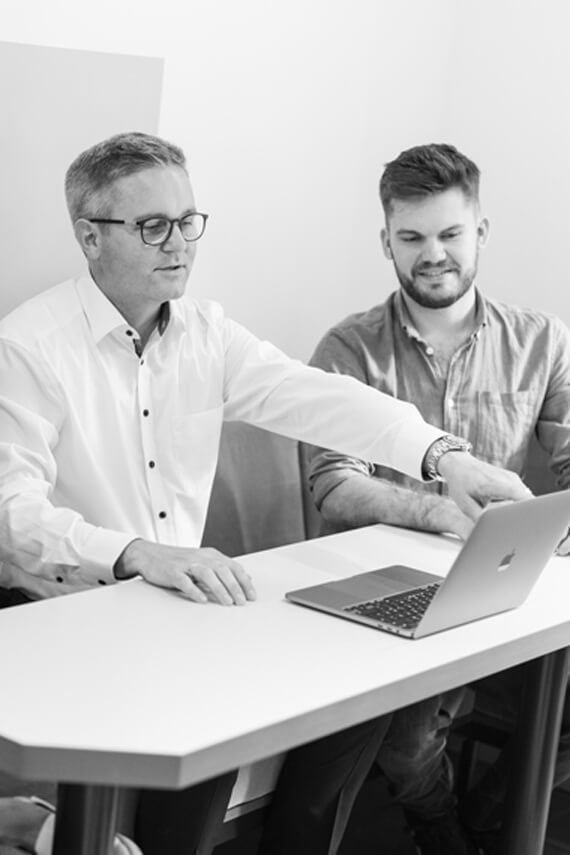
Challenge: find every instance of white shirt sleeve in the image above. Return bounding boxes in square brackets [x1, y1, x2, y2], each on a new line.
[222, 317, 443, 480]
[0, 340, 133, 592]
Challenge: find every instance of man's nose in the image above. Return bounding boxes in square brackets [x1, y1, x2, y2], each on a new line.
[162, 222, 187, 251]
[420, 238, 447, 264]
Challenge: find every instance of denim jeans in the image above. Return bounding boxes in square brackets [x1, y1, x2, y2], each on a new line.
[376, 689, 465, 820]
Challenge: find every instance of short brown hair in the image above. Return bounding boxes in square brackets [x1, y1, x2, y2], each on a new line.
[380, 143, 480, 217]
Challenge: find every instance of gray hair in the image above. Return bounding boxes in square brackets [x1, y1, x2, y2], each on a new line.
[65, 131, 187, 222]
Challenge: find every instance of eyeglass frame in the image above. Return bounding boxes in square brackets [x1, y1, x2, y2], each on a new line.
[86, 212, 209, 246]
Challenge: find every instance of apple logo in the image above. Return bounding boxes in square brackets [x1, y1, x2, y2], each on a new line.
[498, 550, 516, 572]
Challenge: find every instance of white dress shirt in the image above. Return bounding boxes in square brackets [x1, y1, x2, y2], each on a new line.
[0, 274, 443, 599]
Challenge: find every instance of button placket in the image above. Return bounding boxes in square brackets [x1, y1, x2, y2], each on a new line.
[444, 351, 464, 435]
[137, 356, 173, 536]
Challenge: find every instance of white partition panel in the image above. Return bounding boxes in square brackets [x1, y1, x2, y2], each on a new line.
[0, 42, 163, 318]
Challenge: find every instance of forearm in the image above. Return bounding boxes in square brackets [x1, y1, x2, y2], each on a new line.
[319, 473, 472, 538]
[0, 489, 132, 587]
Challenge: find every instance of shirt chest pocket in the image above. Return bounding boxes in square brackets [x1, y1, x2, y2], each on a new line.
[474, 391, 537, 472]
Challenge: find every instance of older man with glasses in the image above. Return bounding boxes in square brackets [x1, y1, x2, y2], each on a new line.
[0, 132, 531, 855]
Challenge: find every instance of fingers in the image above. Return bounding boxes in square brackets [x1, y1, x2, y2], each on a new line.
[496, 471, 533, 502]
[444, 453, 534, 520]
[173, 573, 209, 604]
[175, 552, 256, 606]
[228, 560, 257, 602]
[454, 514, 475, 541]
[455, 493, 485, 523]
[132, 542, 257, 605]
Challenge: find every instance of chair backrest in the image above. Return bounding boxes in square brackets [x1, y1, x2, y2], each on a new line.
[202, 422, 308, 556]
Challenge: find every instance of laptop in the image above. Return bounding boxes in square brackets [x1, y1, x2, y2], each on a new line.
[286, 491, 570, 639]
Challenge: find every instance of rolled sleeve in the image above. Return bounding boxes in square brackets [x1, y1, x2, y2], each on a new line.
[308, 449, 374, 509]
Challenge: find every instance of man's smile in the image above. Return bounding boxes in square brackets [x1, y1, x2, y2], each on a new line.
[416, 268, 457, 280]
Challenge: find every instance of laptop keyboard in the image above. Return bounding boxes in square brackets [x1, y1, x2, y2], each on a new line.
[343, 582, 442, 630]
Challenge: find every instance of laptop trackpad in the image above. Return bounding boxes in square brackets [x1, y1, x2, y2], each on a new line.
[327, 565, 442, 603]
[376, 565, 443, 592]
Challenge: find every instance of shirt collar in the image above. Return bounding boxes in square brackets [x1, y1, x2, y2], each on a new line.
[393, 287, 488, 344]
[76, 272, 181, 344]
[472, 289, 488, 333]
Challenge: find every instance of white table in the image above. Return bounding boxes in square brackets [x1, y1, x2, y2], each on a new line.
[1, 523, 569, 854]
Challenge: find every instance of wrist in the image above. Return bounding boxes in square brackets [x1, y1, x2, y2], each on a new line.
[113, 538, 144, 580]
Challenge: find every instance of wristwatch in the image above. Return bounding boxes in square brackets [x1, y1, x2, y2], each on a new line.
[422, 434, 473, 482]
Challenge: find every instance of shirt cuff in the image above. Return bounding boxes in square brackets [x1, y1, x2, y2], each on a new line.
[77, 528, 139, 587]
[387, 420, 447, 482]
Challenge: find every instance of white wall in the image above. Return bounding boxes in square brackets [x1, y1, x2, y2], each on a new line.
[2, 0, 570, 358]
[440, 0, 570, 321]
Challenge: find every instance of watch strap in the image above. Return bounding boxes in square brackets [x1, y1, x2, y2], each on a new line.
[422, 434, 473, 482]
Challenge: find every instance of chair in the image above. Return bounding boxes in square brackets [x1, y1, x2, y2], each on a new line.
[202, 421, 308, 557]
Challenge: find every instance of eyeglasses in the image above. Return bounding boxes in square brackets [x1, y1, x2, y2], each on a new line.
[87, 213, 209, 246]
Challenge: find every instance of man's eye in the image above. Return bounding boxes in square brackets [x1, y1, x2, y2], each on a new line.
[442, 231, 460, 240]
[144, 219, 167, 234]
[400, 236, 420, 243]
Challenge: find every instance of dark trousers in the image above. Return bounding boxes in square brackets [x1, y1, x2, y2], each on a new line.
[134, 771, 239, 855]
[258, 713, 393, 855]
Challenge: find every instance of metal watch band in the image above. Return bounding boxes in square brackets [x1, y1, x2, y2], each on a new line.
[422, 434, 473, 482]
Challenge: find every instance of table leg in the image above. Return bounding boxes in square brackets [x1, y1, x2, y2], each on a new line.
[499, 647, 569, 855]
[52, 783, 120, 855]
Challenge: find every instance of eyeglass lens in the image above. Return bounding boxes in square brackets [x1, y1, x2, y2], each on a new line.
[141, 214, 206, 245]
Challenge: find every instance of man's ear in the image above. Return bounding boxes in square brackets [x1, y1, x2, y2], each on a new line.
[381, 227, 392, 260]
[477, 216, 490, 248]
[73, 219, 103, 260]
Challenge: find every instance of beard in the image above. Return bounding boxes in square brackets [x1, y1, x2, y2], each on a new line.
[394, 255, 478, 309]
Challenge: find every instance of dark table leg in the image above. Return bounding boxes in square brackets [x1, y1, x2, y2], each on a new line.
[53, 782, 120, 855]
[500, 647, 569, 855]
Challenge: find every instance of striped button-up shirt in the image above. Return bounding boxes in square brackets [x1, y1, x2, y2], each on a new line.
[308, 290, 570, 508]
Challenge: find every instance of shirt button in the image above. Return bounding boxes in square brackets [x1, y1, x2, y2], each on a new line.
[425, 346, 434, 356]
[142, 409, 149, 417]
[448, 399, 454, 408]
[126, 330, 133, 337]
[149, 460, 156, 468]
[98, 579, 107, 586]
[140, 359, 145, 366]
[56, 576, 64, 583]
[158, 511, 167, 519]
